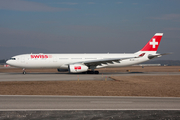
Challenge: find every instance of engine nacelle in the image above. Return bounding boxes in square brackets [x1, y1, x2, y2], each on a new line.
[68, 64, 88, 73]
[57, 68, 68, 72]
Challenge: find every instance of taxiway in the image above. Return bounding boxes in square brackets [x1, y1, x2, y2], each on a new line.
[0, 72, 179, 81]
[0, 95, 180, 111]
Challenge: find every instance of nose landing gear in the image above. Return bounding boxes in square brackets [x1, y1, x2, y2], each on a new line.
[22, 68, 26, 74]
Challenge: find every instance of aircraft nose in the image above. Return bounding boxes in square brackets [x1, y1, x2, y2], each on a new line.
[6, 60, 13, 66]
[6, 60, 10, 65]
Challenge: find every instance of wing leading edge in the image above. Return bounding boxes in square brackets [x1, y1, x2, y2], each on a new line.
[73, 56, 136, 66]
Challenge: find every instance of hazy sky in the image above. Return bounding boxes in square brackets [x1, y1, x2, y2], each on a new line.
[0, 0, 180, 60]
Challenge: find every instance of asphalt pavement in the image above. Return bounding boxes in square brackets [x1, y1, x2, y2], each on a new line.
[0, 95, 180, 111]
[0, 72, 179, 81]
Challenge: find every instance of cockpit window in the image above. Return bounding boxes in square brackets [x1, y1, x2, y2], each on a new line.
[9, 58, 16, 60]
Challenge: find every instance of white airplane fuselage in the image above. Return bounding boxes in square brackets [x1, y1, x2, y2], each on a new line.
[6, 33, 166, 74]
[7, 53, 150, 69]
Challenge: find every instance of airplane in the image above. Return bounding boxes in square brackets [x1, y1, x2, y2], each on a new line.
[6, 33, 169, 74]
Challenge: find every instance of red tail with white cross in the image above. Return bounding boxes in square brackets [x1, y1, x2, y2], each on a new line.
[140, 33, 163, 51]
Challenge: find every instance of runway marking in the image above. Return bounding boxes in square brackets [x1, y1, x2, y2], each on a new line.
[1, 95, 180, 99]
[90, 101, 133, 104]
[0, 95, 180, 99]
[1, 109, 180, 111]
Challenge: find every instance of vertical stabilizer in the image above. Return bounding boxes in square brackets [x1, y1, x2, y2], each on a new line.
[140, 33, 163, 52]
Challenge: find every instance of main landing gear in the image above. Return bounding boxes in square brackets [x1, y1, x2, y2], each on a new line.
[83, 71, 99, 74]
[22, 68, 26, 74]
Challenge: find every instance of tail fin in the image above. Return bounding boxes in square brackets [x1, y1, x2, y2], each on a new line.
[140, 33, 163, 52]
[135, 33, 169, 59]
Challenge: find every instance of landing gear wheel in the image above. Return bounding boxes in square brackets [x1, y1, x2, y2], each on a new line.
[94, 71, 99, 74]
[87, 71, 93, 74]
[86, 71, 99, 74]
[22, 68, 26, 75]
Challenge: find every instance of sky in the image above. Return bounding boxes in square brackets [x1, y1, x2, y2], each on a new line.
[0, 0, 180, 60]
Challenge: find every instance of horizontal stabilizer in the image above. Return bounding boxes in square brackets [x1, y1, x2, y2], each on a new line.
[148, 53, 172, 59]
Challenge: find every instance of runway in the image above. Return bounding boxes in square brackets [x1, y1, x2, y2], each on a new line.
[0, 72, 179, 81]
[0, 95, 180, 111]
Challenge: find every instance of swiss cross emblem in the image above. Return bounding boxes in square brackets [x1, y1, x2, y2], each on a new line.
[74, 66, 81, 70]
[150, 38, 158, 48]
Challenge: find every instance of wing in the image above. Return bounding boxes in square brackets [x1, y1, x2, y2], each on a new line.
[75, 57, 135, 66]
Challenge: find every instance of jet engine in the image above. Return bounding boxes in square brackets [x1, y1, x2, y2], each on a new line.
[68, 64, 88, 73]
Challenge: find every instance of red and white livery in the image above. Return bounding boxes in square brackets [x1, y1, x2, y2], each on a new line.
[6, 33, 169, 74]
